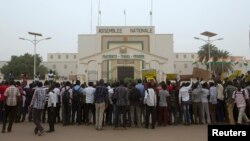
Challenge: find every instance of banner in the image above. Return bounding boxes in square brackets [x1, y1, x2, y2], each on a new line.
[166, 73, 177, 80]
[192, 67, 210, 81]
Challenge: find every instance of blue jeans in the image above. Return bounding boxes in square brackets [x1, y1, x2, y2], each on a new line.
[182, 101, 191, 124]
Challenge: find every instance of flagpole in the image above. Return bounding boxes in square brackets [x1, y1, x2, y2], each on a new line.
[150, 0, 153, 26]
[124, 9, 126, 26]
[90, 0, 93, 33]
[98, 0, 101, 26]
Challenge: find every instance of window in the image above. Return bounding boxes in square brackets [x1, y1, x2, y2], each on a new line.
[66, 55, 69, 59]
[74, 55, 77, 59]
[176, 54, 179, 59]
[183, 54, 186, 58]
[174, 64, 176, 69]
[53, 64, 56, 69]
[75, 64, 78, 69]
[191, 54, 194, 59]
[50, 55, 53, 59]
[64, 64, 68, 69]
[184, 64, 188, 68]
[58, 55, 61, 59]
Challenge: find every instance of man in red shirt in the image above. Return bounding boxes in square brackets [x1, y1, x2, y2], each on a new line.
[0, 81, 9, 123]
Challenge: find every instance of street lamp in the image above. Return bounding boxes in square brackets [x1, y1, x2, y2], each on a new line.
[194, 31, 223, 72]
[19, 32, 51, 80]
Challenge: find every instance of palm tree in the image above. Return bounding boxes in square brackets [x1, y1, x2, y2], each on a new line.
[197, 43, 233, 75]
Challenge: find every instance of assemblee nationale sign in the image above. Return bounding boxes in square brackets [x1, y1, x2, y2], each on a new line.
[97, 27, 154, 34]
[102, 54, 144, 60]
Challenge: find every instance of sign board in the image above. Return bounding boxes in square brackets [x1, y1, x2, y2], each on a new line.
[180, 75, 193, 81]
[69, 75, 77, 81]
[142, 69, 156, 80]
[192, 67, 210, 81]
[166, 74, 177, 80]
[97, 26, 155, 34]
[233, 70, 242, 77]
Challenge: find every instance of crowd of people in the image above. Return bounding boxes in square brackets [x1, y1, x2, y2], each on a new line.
[0, 76, 250, 136]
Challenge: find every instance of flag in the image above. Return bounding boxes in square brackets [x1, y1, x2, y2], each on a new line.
[216, 58, 223, 63]
[223, 57, 231, 63]
[192, 57, 199, 65]
[234, 58, 239, 65]
[192, 59, 197, 65]
[207, 57, 213, 63]
[201, 58, 206, 64]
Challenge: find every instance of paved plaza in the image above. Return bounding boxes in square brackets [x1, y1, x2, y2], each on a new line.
[1, 122, 208, 141]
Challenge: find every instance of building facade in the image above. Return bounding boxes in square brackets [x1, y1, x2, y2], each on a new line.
[77, 26, 174, 82]
[42, 26, 250, 83]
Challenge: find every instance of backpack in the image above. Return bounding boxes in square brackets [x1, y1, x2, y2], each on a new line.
[72, 87, 82, 103]
[62, 88, 70, 105]
[129, 88, 141, 102]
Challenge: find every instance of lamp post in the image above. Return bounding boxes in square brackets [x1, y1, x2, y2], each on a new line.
[19, 32, 51, 80]
[194, 31, 223, 72]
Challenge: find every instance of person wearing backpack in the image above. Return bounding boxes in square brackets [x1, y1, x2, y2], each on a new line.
[129, 82, 141, 128]
[60, 81, 72, 126]
[72, 80, 84, 125]
[232, 84, 250, 124]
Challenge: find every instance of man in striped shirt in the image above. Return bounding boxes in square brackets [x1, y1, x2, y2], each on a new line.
[2, 80, 20, 133]
[30, 82, 46, 136]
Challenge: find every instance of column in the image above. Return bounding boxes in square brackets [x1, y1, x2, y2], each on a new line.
[98, 63, 102, 81]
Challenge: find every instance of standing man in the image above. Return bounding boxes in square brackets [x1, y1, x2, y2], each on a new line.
[94, 79, 108, 131]
[144, 83, 157, 129]
[135, 79, 145, 125]
[47, 85, 57, 132]
[179, 79, 192, 125]
[216, 80, 225, 123]
[2, 80, 20, 133]
[224, 81, 236, 124]
[30, 82, 46, 136]
[84, 82, 96, 125]
[113, 80, 129, 129]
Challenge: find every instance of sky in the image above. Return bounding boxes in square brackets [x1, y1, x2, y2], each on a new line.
[0, 0, 250, 61]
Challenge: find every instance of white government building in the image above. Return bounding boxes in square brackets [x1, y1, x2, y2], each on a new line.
[41, 26, 249, 83]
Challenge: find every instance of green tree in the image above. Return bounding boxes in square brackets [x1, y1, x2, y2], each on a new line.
[198, 43, 233, 75]
[0, 53, 48, 80]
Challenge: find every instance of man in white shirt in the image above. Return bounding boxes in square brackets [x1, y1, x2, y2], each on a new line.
[179, 79, 192, 125]
[47, 86, 57, 132]
[144, 83, 157, 129]
[2, 80, 20, 133]
[53, 83, 61, 123]
[84, 82, 96, 124]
